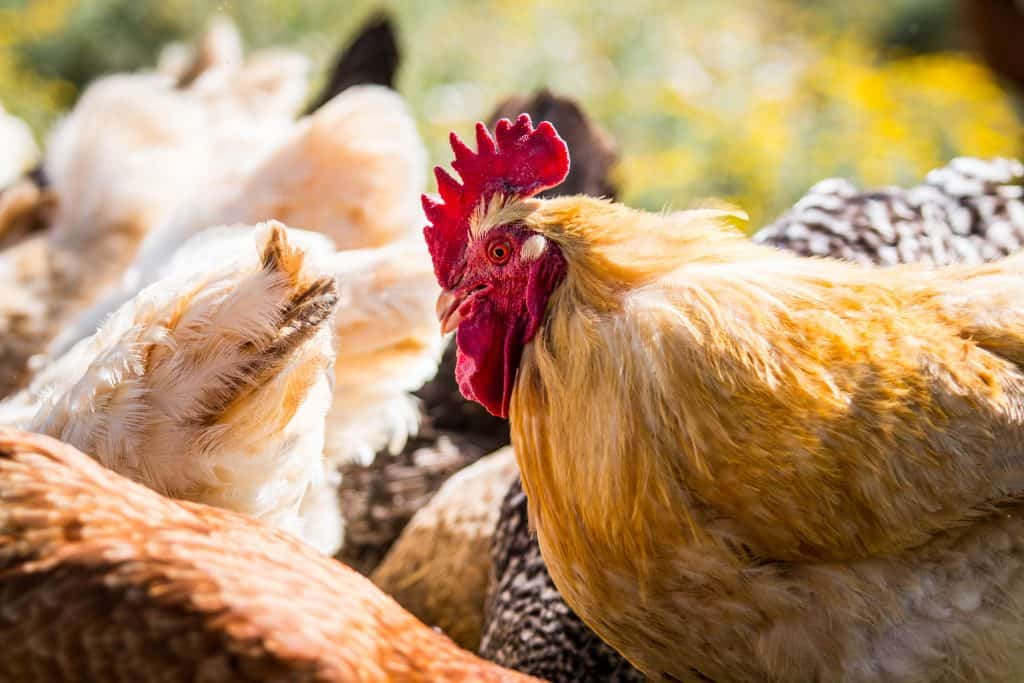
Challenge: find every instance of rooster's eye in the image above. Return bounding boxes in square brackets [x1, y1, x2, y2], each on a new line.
[487, 239, 512, 265]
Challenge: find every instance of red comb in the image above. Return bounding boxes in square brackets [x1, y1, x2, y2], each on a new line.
[423, 114, 570, 288]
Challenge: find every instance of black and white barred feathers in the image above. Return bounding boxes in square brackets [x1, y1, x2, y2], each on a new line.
[754, 157, 1024, 265]
[480, 480, 646, 682]
[480, 156, 1024, 683]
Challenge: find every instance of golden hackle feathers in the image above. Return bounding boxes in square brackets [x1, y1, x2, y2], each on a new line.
[509, 194, 1024, 679]
[0, 428, 539, 682]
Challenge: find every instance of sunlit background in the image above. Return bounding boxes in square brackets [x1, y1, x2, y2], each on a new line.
[1, 0, 1021, 228]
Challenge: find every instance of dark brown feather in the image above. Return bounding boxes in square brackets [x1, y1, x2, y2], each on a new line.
[488, 90, 619, 200]
[962, 0, 1024, 97]
[306, 13, 401, 114]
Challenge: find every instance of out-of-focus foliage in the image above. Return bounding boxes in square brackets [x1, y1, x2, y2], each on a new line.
[0, 0, 76, 134]
[0, 0, 1020, 227]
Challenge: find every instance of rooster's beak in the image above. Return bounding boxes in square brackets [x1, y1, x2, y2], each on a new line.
[436, 289, 465, 335]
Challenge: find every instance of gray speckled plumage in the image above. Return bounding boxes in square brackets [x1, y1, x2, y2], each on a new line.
[754, 157, 1024, 266]
[480, 479, 646, 682]
[480, 156, 1024, 682]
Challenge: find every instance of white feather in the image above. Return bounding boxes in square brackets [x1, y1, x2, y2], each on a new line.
[0, 223, 342, 553]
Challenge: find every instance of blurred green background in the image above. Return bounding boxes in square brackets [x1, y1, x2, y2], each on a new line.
[0, 0, 1021, 227]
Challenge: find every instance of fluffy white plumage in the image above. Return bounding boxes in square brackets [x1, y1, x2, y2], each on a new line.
[43, 37, 309, 316]
[1, 20, 441, 554]
[38, 75, 440, 487]
[0, 222, 344, 553]
[209, 84, 428, 250]
[50, 84, 428, 360]
[2, 222, 442, 554]
[323, 237, 444, 465]
[0, 27, 313, 400]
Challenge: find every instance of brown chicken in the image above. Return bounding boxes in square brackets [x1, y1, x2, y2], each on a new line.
[424, 115, 1024, 681]
[0, 428, 537, 683]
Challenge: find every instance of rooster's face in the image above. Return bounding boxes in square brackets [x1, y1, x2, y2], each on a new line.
[435, 219, 566, 418]
[422, 115, 570, 418]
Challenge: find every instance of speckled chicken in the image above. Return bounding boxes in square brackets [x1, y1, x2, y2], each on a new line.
[754, 157, 1024, 265]
[482, 478, 645, 682]
[0, 428, 538, 683]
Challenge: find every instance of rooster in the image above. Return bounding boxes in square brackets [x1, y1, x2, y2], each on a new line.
[424, 115, 1024, 681]
[337, 89, 620, 573]
[482, 154, 1024, 682]
[0, 428, 537, 683]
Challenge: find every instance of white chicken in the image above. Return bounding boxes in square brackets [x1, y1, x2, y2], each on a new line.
[1, 18, 441, 555]
[0, 23, 311, 398]
[48, 82, 427, 359]
[1, 220, 442, 554]
[42, 78, 439, 464]
[0, 222, 345, 552]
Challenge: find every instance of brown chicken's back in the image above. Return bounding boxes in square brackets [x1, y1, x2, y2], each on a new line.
[0, 428, 538, 683]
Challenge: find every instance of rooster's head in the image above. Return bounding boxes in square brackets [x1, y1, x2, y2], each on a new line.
[422, 115, 569, 417]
